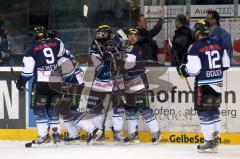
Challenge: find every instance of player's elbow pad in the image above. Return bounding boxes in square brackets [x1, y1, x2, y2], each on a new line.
[185, 56, 201, 76]
[21, 72, 33, 82]
[124, 54, 136, 70]
[91, 53, 102, 68]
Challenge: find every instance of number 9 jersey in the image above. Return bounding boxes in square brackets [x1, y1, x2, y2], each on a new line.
[179, 37, 230, 92]
[22, 38, 66, 82]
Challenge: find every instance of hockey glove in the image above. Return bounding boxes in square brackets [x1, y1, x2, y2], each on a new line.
[177, 64, 191, 77]
[102, 52, 112, 65]
[176, 65, 182, 76]
[16, 75, 26, 91]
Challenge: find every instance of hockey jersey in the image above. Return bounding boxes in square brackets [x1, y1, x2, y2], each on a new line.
[180, 37, 230, 93]
[57, 49, 84, 85]
[90, 38, 125, 92]
[123, 44, 148, 93]
[21, 38, 83, 84]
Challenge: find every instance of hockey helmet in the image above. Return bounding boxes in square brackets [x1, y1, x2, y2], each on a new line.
[194, 20, 210, 36]
[96, 24, 112, 33]
[127, 28, 139, 44]
[127, 28, 139, 36]
[33, 26, 48, 40]
[48, 30, 61, 39]
[95, 24, 112, 43]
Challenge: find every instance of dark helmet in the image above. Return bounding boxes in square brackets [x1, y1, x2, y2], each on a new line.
[0, 15, 4, 27]
[194, 20, 210, 36]
[127, 28, 139, 35]
[48, 30, 61, 39]
[33, 26, 48, 40]
[95, 24, 112, 44]
[96, 24, 112, 33]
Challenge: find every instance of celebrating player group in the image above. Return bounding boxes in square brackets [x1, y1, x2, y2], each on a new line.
[15, 18, 230, 153]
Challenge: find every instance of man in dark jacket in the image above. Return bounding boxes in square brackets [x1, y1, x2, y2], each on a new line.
[135, 14, 164, 62]
[0, 16, 10, 65]
[171, 14, 194, 66]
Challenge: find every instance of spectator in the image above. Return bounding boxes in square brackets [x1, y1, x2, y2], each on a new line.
[0, 16, 10, 65]
[171, 14, 194, 66]
[135, 14, 164, 62]
[206, 10, 232, 61]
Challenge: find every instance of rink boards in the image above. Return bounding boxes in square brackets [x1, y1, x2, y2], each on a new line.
[0, 67, 240, 144]
[1, 129, 240, 144]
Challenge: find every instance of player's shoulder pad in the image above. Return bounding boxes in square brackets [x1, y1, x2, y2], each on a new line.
[188, 42, 199, 56]
[25, 45, 35, 56]
[50, 37, 63, 44]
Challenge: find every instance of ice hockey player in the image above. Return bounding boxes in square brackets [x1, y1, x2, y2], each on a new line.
[87, 24, 126, 142]
[177, 20, 230, 152]
[47, 30, 81, 144]
[119, 28, 161, 144]
[107, 27, 161, 144]
[16, 26, 102, 147]
[48, 30, 103, 145]
[16, 26, 64, 147]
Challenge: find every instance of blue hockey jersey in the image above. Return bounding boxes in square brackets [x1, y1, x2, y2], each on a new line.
[21, 38, 75, 83]
[180, 37, 230, 92]
[123, 44, 148, 93]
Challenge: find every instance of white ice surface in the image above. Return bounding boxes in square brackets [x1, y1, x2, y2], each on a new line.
[1, 141, 240, 159]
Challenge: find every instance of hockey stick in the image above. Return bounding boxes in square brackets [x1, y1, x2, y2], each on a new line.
[101, 78, 126, 133]
[168, 39, 193, 92]
[83, 2, 96, 39]
[101, 49, 127, 133]
[10, 67, 35, 94]
[84, 2, 127, 48]
[25, 126, 51, 148]
[25, 140, 37, 148]
[83, 4, 127, 133]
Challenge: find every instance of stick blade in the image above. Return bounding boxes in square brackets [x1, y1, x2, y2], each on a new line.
[83, 4, 88, 17]
[168, 38, 173, 48]
[116, 29, 128, 41]
[10, 67, 14, 72]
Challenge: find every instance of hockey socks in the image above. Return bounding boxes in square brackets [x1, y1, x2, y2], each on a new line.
[91, 115, 103, 130]
[64, 120, 79, 138]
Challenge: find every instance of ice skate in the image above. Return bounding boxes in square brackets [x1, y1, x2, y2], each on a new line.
[151, 131, 162, 145]
[87, 128, 103, 145]
[64, 136, 81, 145]
[213, 131, 220, 146]
[197, 140, 218, 153]
[52, 127, 61, 146]
[111, 127, 124, 144]
[93, 130, 106, 144]
[124, 131, 140, 145]
[113, 131, 124, 144]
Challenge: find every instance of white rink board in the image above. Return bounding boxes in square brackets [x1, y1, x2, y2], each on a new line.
[78, 67, 240, 133]
[0, 67, 239, 133]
